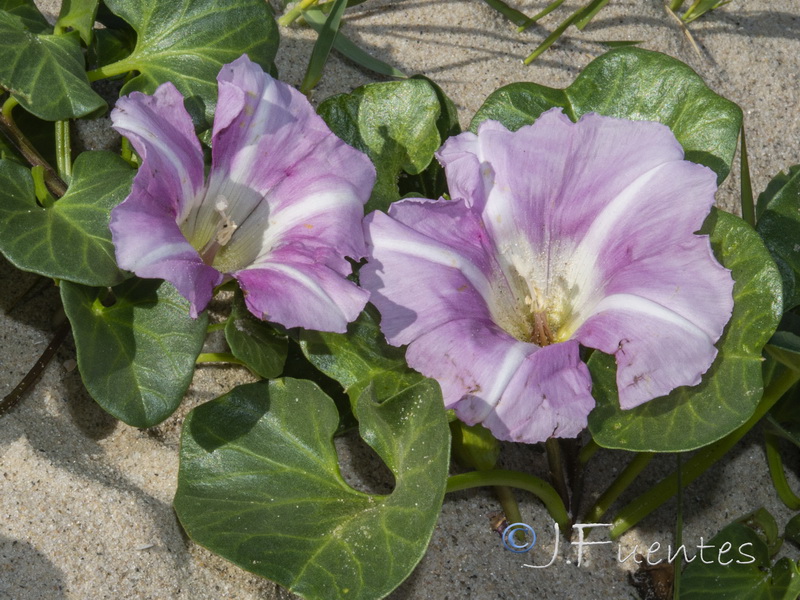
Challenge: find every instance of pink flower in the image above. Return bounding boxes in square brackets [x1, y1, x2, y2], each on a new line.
[110, 55, 374, 331]
[362, 109, 734, 443]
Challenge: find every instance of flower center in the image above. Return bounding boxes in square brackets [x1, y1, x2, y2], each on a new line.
[197, 200, 238, 266]
[486, 242, 589, 347]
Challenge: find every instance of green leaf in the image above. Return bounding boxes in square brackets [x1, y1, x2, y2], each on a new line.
[300, 0, 347, 95]
[174, 377, 450, 600]
[0, 152, 133, 286]
[0, 0, 49, 34]
[61, 278, 208, 427]
[101, 0, 279, 127]
[680, 514, 800, 599]
[303, 8, 406, 79]
[55, 0, 100, 45]
[90, 27, 135, 68]
[588, 210, 783, 452]
[299, 306, 423, 410]
[471, 47, 742, 183]
[318, 78, 460, 213]
[756, 165, 800, 311]
[765, 332, 800, 372]
[0, 8, 105, 120]
[224, 290, 287, 379]
[785, 514, 800, 548]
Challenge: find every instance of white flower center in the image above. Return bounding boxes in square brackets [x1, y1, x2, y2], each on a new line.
[486, 237, 597, 346]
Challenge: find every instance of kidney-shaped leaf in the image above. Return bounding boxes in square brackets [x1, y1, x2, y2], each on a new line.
[0, 4, 105, 119]
[0, 152, 133, 286]
[756, 164, 800, 312]
[61, 278, 208, 427]
[175, 376, 450, 600]
[588, 209, 783, 452]
[318, 77, 459, 213]
[102, 0, 279, 126]
[471, 47, 742, 183]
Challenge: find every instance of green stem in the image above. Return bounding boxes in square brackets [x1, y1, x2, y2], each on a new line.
[55, 120, 72, 183]
[669, 0, 686, 10]
[0, 96, 67, 197]
[446, 469, 570, 531]
[545, 438, 571, 514]
[583, 452, 653, 523]
[517, 0, 566, 32]
[86, 60, 137, 83]
[610, 368, 800, 538]
[31, 166, 56, 208]
[522, 3, 583, 64]
[279, 0, 319, 26]
[206, 321, 228, 333]
[764, 430, 800, 510]
[494, 485, 523, 525]
[740, 126, 755, 227]
[196, 352, 246, 366]
[482, 0, 531, 27]
[579, 438, 600, 465]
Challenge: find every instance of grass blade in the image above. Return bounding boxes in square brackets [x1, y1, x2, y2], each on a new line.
[481, 0, 531, 27]
[300, 0, 348, 94]
[304, 8, 406, 78]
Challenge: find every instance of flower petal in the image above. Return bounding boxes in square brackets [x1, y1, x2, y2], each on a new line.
[110, 81, 205, 224]
[110, 82, 220, 317]
[406, 319, 593, 443]
[362, 200, 505, 345]
[438, 110, 689, 252]
[235, 247, 369, 333]
[364, 199, 595, 442]
[190, 55, 374, 273]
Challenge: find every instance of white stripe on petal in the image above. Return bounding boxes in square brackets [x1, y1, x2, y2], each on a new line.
[132, 242, 196, 269]
[256, 262, 348, 320]
[378, 235, 496, 304]
[589, 293, 711, 341]
[572, 162, 671, 261]
[483, 341, 530, 410]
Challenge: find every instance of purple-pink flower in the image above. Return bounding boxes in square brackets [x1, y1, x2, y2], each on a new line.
[362, 109, 734, 444]
[109, 55, 374, 332]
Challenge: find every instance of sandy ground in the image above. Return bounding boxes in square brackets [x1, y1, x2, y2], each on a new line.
[2, 1, 799, 599]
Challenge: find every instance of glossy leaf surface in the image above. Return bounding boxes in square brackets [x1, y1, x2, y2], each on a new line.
[471, 47, 742, 182]
[175, 377, 449, 599]
[0, 152, 133, 286]
[61, 278, 207, 427]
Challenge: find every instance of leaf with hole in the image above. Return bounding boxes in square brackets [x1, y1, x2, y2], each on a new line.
[471, 47, 742, 183]
[588, 210, 783, 452]
[61, 278, 208, 427]
[0, 152, 133, 286]
[175, 376, 449, 600]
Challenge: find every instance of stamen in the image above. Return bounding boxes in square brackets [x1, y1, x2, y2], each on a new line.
[532, 311, 555, 346]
